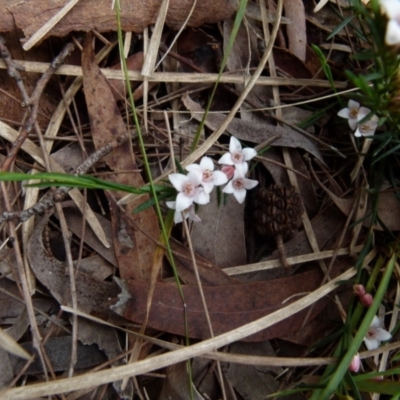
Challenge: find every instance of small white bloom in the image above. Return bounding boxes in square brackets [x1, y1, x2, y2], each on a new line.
[381, 0, 400, 45]
[168, 171, 210, 212]
[354, 108, 378, 137]
[218, 136, 257, 168]
[186, 156, 228, 194]
[166, 201, 201, 224]
[223, 163, 258, 204]
[363, 316, 392, 350]
[337, 100, 362, 130]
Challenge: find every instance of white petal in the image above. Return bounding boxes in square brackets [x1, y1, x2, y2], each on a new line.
[218, 153, 234, 165]
[370, 316, 380, 328]
[233, 189, 247, 203]
[212, 170, 229, 186]
[187, 170, 202, 187]
[229, 136, 242, 153]
[381, 0, 400, 19]
[194, 189, 210, 205]
[223, 181, 234, 194]
[199, 156, 214, 171]
[354, 128, 362, 137]
[364, 337, 379, 350]
[337, 108, 350, 119]
[175, 192, 193, 212]
[202, 181, 215, 194]
[348, 118, 358, 130]
[386, 19, 400, 45]
[186, 163, 201, 173]
[243, 178, 259, 190]
[374, 328, 392, 342]
[348, 100, 360, 109]
[358, 107, 372, 120]
[169, 173, 188, 192]
[242, 147, 257, 161]
[233, 162, 248, 178]
[174, 210, 184, 224]
[166, 201, 176, 210]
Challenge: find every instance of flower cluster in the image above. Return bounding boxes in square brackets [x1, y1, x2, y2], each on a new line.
[167, 136, 258, 224]
[338, 100, 378, 137]
[381, 0, 400, 46]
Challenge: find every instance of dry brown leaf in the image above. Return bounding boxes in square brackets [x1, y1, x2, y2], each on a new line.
[283, 0, 307, 62]
[225, 341, 280, 400]
[182, 94, 324, 162]
[4, 0, 235, 44]
[82, 34, 159, 282]
[112, 267, 334, 342]
[328, 189, 400, 231]
[10, 336, 107, 375]
[191, 191, 248, 269]
[27, 213, 120, 321]
[159, 363, 205, 400]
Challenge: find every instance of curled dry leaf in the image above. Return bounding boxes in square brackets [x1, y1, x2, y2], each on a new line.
[4, 0, 235, 44]
[112, 267, 333, 342]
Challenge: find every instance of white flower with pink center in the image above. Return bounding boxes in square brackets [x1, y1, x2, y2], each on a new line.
[355, 109, 378, 137]
[186, 156, 228, 194]
[337, 100, 362, 130]
[168, 170, 210, 212]
[166, 201, 201, 224]
[222, 163, 258, 204]
[363, 316, 392, 350]
[218, 136, 257, 168]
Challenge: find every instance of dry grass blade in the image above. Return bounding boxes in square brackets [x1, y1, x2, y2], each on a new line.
[0, 327, 32, 360]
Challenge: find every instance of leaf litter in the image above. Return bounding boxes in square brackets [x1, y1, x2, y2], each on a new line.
[0, 0, 397, 399]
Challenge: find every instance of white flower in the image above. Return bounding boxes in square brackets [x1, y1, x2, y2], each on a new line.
[363, 316, 392, 350]
[381, 0, 400, 45]
[223, 163, 258, 204]
[168, 171, 210, 212]
[218, 136, 257, 168]
[186, 156, 228, 194]
[354, 109, 378, 137]
[337, 100, 362, 130]
[166, 201, 201, 224]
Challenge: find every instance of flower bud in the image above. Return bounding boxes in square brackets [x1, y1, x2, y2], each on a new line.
[360, 293, 373, 307]
[348, 353, 361, 373]
[353, 284, 366, 297]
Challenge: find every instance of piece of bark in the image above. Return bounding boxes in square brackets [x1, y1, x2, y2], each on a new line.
[5, 0, 235, 44]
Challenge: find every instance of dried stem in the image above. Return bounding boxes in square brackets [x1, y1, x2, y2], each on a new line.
[275, 233, 291, 270]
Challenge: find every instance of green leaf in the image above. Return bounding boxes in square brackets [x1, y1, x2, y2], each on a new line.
[327, 15, 355, 40]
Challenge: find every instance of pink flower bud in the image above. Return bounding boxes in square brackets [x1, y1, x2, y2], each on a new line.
[348, 353, 361, 373]
[360, 293, 373, 307]
[220, 165, 235, 180]
[353, 284, 366, 297]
